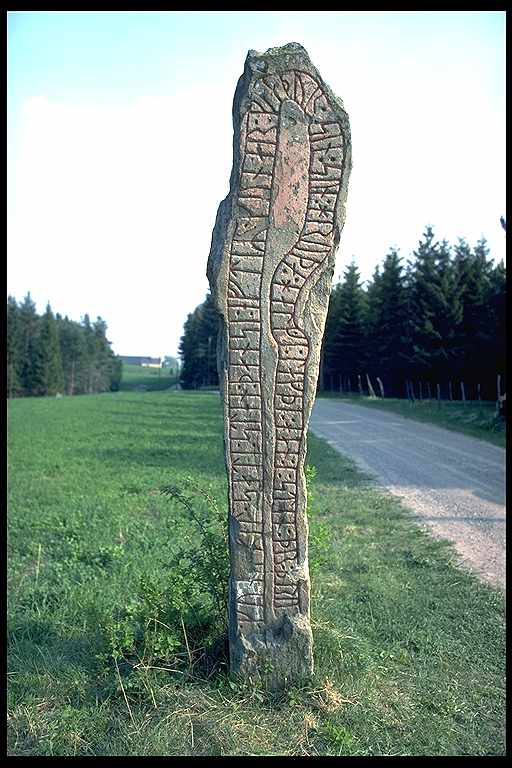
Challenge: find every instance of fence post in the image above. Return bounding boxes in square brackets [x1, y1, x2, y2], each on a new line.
[357, 374, 363, 395]
[449, 380, 453, 401]
[436, 382, 441, 409]
[496, 374, 504, 417]
[366, 374, 377, 398]
[461, 381, 466, 406]
[377, 377, 385, 398]
[426, 382, 432, 400]
[339, 374, 343, 394]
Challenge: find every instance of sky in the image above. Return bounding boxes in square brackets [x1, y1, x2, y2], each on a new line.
[7, 11, 506, 359]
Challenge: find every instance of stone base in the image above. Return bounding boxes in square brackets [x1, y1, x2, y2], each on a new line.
[229, 580, 313, 690]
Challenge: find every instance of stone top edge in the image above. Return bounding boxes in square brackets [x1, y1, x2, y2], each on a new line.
[245, 42, 311, 69]
[247, 42, 308, 59]
[240, 41, 350, 124]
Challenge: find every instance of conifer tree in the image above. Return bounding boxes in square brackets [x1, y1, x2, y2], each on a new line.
[369, 249, 409, 395]
[17, 292, 40, 396]
[459, 237, 499, 396]
[329, 260, 368, 384]
[81, 314, 97, 394]
[57, 315, 87, 395]
[407, 226, 440, 376]
[7, 296, 122, 398]
[197, 292, 220, 387]
[7, 296, 22, 398]
[179, 308, 203, 389]
[407, 227, 462, 383]
[91, 317, 113, 392]
[35, 303, 64, 396]
[430, 238, 463, 381]
[109, 356, 123, 392]
[178, 292, 220, 389]
[364, 265, 382, 342]
[322, 279, 344, 385]
[488, 259, 506, 392]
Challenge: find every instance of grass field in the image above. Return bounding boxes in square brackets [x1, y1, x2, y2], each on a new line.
[119, 363, 178, 392]
[318, 392, 506, 448]
[7, 381, 505, 755]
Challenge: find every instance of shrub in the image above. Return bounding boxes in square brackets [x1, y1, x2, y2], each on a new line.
[102, 477, 229, 682]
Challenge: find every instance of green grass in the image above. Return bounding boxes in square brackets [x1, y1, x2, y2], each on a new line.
[7, 390, 505, 756]
[318, 392, 506, 448]
[119, 363, 178, 392]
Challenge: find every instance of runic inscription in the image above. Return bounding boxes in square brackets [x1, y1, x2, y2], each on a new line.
[207, 43, 351, 688]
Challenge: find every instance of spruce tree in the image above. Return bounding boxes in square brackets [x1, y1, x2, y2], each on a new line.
[108, 356, 123, 392]
[364, 265, 382, 342]
[7, 295, 122, 398]
[7, 296, 22, 398]
[407, 227, 440, 376]
[81, 314, 97, 394]
[452, 238, 474, 378]
[407, 227, 462, 385]
[35, 303, 64, 396]
[179, 309, 203, 389]
[329, 260, 368, 384]
[178, 293, 219, 389]
[431, 238, 463, 381]
[467, 238, 499, 397]
[488, 259, 506, 394]
[322, 279, 344, 385]
[454, 237, 494, 393]
[91, 317, 112, 392]
[197, 292, 220, 387]
[58, 316, 87, 395]
[17, 292, 40, 396]
[370, 249, 409, 396]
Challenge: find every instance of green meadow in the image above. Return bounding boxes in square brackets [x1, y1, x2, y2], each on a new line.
[119, 363, 179, 392]
[7, 378, 505, 756]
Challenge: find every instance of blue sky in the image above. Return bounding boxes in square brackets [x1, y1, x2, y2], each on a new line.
[7, 11, 506, 358]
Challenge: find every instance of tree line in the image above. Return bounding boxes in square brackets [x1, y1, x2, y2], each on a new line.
[178, 226, 506, 400]
[323, 226, 505, 400]
[7, 293, 122, 398]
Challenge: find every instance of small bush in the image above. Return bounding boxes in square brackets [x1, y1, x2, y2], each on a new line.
[102, 477, 229, 681]
[101, 469, 330, 687]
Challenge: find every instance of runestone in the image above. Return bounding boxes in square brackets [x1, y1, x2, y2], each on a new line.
[207, 42, 351, 688]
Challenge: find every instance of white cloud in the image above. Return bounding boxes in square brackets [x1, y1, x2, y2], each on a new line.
[9, 88, 235, 355]
[8, 32, 505, 355]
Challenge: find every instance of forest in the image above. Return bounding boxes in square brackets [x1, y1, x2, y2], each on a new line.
[178, 226, 506, 400]
[7, 293, 122, 398]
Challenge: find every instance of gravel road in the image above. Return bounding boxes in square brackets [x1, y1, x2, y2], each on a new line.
[309, 399, 506, 591]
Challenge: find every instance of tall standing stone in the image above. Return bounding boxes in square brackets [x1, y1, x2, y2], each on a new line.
[207, 42, 351, 688]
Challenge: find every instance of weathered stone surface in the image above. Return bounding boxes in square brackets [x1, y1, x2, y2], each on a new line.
[207, 42, 351, 689]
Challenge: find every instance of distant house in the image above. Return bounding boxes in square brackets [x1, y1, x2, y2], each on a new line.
[119, 356, 162, 368]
